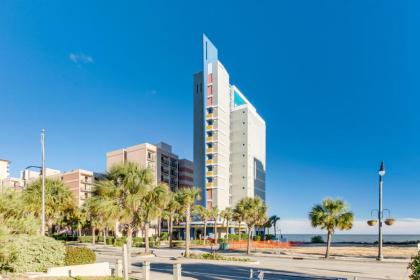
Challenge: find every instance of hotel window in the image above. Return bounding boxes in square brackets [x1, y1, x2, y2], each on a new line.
[207, 108, 213, 114]
[207, 74, 213, 83]
[207, 85, 213, 95]
[207, 189, 213, 199]
[207, 96, 213, 106]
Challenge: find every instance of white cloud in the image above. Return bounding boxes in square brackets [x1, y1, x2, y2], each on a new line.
[69, 53, 93, 65]
[277, 218, 420, 234]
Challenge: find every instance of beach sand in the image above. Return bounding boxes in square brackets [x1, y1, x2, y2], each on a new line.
[279, 244, 418, 259]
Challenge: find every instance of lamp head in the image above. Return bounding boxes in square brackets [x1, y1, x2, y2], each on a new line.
[378, 161, 385, 176]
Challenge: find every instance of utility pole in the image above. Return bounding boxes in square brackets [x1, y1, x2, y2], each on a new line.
[41, 129, 46, 236]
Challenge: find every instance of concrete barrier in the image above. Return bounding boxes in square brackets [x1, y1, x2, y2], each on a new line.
[47, 262, 111, 277]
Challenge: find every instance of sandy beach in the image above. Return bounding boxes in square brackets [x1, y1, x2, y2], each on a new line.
[278, 243, 418, 259]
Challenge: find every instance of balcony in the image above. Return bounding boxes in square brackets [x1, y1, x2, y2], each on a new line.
[207, 182, 214, 187]
[206, 113, 214, 119]
[206, 136, 214, 142]
[206, 125, 214, 130]
[206, 148, 215, 154]
[206, 171, 214, 177]
[206, 159, 215, 165]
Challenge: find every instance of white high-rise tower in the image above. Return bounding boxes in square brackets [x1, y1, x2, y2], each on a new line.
[194, 35, 266, 210]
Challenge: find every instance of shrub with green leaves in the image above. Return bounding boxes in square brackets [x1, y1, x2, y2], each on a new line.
[408, 252, 420, 280]
[311, 235, 324, 243]
[64, 247, 96, 266]
[1, 234, 65, 272]
[160, 232, 169, 241]
[188, 253, 251, 262]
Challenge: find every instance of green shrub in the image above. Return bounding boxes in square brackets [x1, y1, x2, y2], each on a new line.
[53, 233, 78, 242]
[64, 247, 96, 266]
[2, 234, 65, 272]
[78, 235, 94, 243]
[253, 235, 262, 241]
[240, 233, 248, 240]
[172, 240, 185, 248]
[311, 235, 324, 243]
[227, 234, 239, 241]
[408, 252, 420, 280]
[160, 232, 169, 241]
[265, 234, 275, 240]
[188, 253, 251, 262]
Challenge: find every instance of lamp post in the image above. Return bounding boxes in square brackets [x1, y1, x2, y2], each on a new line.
[377, 161, 385, 261]
[41, 129, 46, 236]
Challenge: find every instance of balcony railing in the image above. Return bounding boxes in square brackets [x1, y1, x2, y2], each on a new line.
[206, 171, 214, 177]
[207, 182, 214, 187]
[206, 136, 214, 142]
[206, 159, 215, 165]
[206, 125, 214, 130]
[206, 148, 214, 153]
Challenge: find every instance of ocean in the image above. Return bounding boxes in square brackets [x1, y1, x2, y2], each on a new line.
[278, 234, 420, 243]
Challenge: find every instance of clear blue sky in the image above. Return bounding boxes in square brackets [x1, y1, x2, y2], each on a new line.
[1, 1, 420, 232]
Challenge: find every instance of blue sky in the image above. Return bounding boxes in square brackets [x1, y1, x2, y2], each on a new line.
[1, 1, 420, 233]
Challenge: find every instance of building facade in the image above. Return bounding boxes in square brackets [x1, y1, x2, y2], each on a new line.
[178, 159, 194, 188]
[107, 142, 192, 191]
[194, 35, 266, 210]
[0, 159, 10, 180]
[49, 169, 103, 207]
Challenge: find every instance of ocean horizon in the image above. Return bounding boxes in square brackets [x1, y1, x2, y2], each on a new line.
[277, 234, 420, 243]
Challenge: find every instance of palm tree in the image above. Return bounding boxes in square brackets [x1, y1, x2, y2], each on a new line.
[103, 162, 153, 269]
[140, 184, 170, 254]
[209, 207, 219, 244]
[234, 200, 247, 241]
[176, 187, 201, 257]
[166, 193, 180, 248]
[262, 219, 273, 240]
[24, 178, 75, 235]
[269, 215, 280, 240]
[194, 205, 210, 244]
[309, 198, 354, 258]
[236, 197, 268, 255]
[220, 207, 234, 241]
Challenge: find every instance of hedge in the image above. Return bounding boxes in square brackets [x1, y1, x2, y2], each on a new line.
[64, 247, 96, 266]
[1, 234, 65, 272]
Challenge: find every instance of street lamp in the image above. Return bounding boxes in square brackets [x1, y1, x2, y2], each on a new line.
[377, 161, 385, 261]
[367, 161, 395, 261]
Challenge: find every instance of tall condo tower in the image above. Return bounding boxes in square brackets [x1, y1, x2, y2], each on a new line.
[194, 35, 266, 210]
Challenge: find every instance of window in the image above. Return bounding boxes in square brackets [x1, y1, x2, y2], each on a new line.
[207, 74, 213, 83]
[207, 97, 213, 106]
[207, 85, 212, 95]
[207, 108, 213, 114]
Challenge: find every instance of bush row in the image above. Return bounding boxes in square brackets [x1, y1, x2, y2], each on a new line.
[77, 235, 161, 248]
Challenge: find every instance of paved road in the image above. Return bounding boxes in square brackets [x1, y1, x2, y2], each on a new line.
[92, 246, 410, 280]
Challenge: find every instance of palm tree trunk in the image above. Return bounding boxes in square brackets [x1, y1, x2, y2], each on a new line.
[238, 220, 242, 241]
[127, 225, 133, 272]
[78, 224, 82, 239]
[114, 224, 118, 246]
[274, 222, 277, 240]
[92, 226, 96, 245]
[226, 220, 229, 241]
[247, 226, 252, 255]
[169, 215, 173, 248]
[213, 220, 218, 245]
[157, 217, 161, 240]
[203, 221, 207, 245]
[185, 207, 191, 257]
[325, 231, 332, 258]
[103, 228, 107, 246]
[145, 222, 150, 254]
